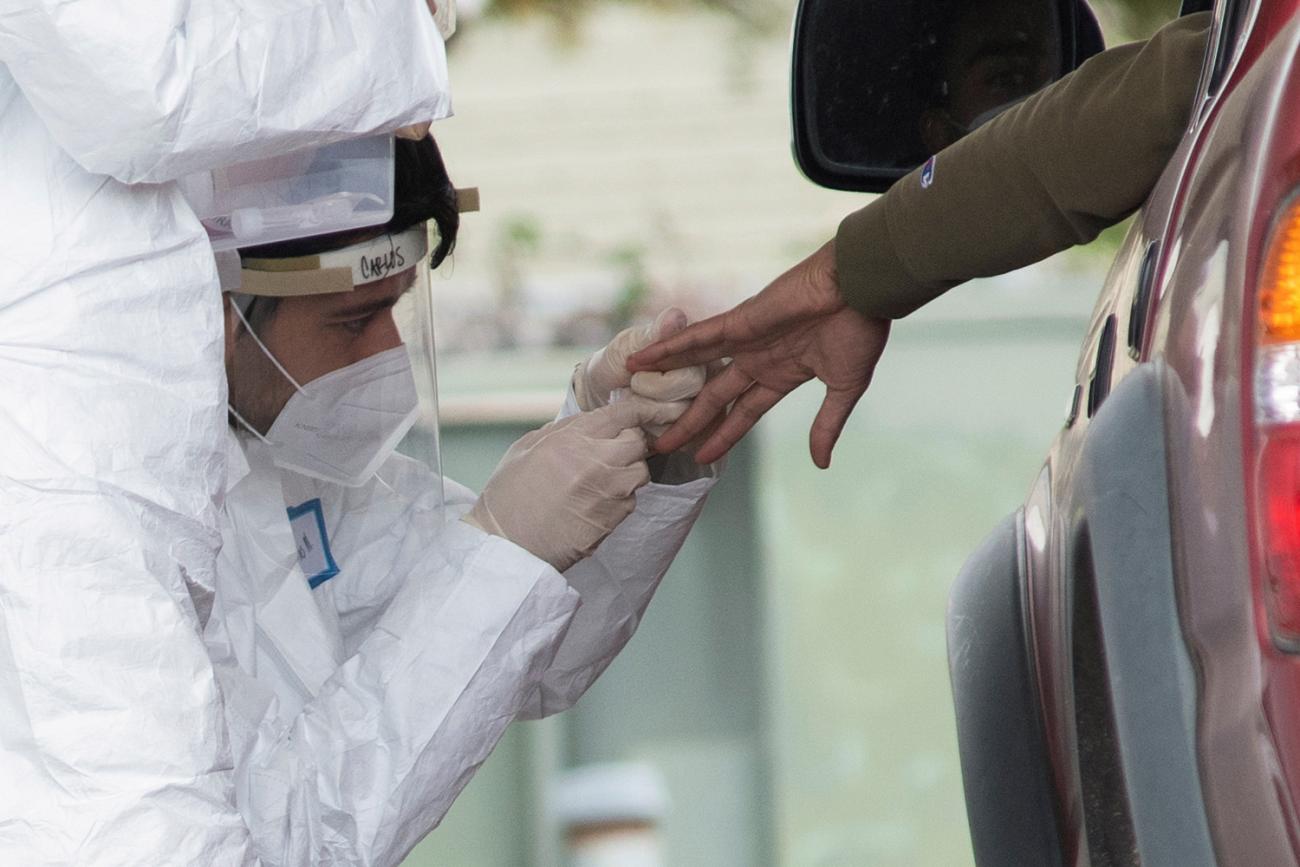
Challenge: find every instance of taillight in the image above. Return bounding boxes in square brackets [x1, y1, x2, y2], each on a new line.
[1253, 195, 1300, 646]
[1259, 197, 1300, 344]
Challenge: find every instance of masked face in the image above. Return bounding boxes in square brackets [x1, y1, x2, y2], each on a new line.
[225, 270, 422, 486]
[226, 273, 412, 429]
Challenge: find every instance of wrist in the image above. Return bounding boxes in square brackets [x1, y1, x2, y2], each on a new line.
[801, 240, 846, 316]
[463, 501, 575, 573]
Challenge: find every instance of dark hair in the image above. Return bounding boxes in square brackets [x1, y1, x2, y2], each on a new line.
[240, 134, 459, 269]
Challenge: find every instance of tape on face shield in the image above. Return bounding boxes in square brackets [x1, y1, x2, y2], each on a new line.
[225, 224, 443, 504]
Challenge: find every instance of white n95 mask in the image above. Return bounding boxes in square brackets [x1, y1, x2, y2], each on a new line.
[265, 346, 421, 487]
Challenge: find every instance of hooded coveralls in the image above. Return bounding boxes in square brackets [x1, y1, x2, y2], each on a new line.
[0, 3, 455, 862]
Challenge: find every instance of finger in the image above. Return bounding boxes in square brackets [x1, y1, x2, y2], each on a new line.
[610, 308, 686, 366]
[626, 311, 733, 372]
[650, 363, 752, 455]
[809, 385, 868, 470]
[589, 308, 687, 400]
[651, 307, 688, 342]
[630, 364, 706, 402]
[693, 383, 784, 465]
[609, 460, 652, 498]
[679, 411, 726, 455]
[601, 426, 651, 465]
[630, 245, 839, 374]
[586, 395, 690, 437]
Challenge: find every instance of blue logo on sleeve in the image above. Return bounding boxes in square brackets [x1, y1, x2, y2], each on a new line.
[920, 156, 937, 189]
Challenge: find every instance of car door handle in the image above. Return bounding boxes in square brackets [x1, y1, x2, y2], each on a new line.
[1088, 314, 1118, 418]
[1128, 241, 1160, 359]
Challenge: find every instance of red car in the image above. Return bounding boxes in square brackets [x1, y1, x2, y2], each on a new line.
[793, 0, 1300, 862]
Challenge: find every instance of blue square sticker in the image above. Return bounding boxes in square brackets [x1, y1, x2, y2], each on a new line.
[286, 498, 340, 589]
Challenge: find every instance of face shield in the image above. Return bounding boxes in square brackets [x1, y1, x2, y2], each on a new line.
[225, 223, 444, 511]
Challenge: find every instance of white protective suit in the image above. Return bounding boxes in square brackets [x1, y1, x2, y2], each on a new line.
[209, 387, 718, 864]
[0, 5, 451, 863]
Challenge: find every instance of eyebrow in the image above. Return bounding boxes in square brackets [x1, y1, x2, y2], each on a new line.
[327, 292, 403, 320]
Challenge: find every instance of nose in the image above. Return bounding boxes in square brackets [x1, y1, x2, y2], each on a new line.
[359, 310, 403, 361]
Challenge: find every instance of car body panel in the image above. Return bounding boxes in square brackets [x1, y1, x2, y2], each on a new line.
[1155, 15, 1300, 861]
[953, 366, 1216, 865]
[1073, 363, 1210, 865]
[949, 1, 1300, 863]
[948, 510, 1065, 867]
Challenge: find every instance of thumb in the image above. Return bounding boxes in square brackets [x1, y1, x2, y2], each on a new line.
[600, 308, 687, 374]
[585, 395, 689, 436]
[652, 307, 689, 342]
[618, 307, 688, 361]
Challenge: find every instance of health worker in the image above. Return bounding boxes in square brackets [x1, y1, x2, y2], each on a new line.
[0, 2, 472, 862]
[211, 134, 719, 864]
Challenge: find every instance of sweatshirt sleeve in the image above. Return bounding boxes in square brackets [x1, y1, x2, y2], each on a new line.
[835, 11, 1212, 319]
[0, 0, 449, 183]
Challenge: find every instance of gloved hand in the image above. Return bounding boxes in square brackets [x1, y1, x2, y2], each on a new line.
[572, 308, 708, 412]
[463, 396, 688, 572]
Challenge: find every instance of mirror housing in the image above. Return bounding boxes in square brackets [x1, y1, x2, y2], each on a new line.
[791, 0, 1104, 193]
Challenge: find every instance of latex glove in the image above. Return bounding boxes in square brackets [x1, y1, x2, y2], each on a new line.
[463, 397, 688, 572]
[572, 308, 707, 412]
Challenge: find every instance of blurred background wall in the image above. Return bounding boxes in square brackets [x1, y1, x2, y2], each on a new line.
[404, 1, 1180, 864]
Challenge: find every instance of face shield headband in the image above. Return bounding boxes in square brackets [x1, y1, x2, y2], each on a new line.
[236, 224, 433, 300]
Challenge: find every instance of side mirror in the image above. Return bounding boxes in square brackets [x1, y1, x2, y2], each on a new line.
[791, 0, 1104, 193]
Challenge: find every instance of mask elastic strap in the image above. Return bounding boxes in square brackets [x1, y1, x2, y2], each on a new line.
[227, 404, 275, 445]
[228, 295, 307, 394]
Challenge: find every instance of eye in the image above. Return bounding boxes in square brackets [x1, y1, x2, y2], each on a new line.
[339, 315, 373, 335]
[982, 57, 1034, 97]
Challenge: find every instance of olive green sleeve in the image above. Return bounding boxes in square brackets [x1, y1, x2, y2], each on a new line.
[835, 11, 1212, 319]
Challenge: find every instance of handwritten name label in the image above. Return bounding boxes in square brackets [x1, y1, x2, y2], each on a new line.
[358, 245, 406, 281]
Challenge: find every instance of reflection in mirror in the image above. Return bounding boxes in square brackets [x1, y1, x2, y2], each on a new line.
[804, 0, 1063, 175]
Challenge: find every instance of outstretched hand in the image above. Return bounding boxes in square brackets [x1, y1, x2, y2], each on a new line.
[627, 241, 890, 468]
